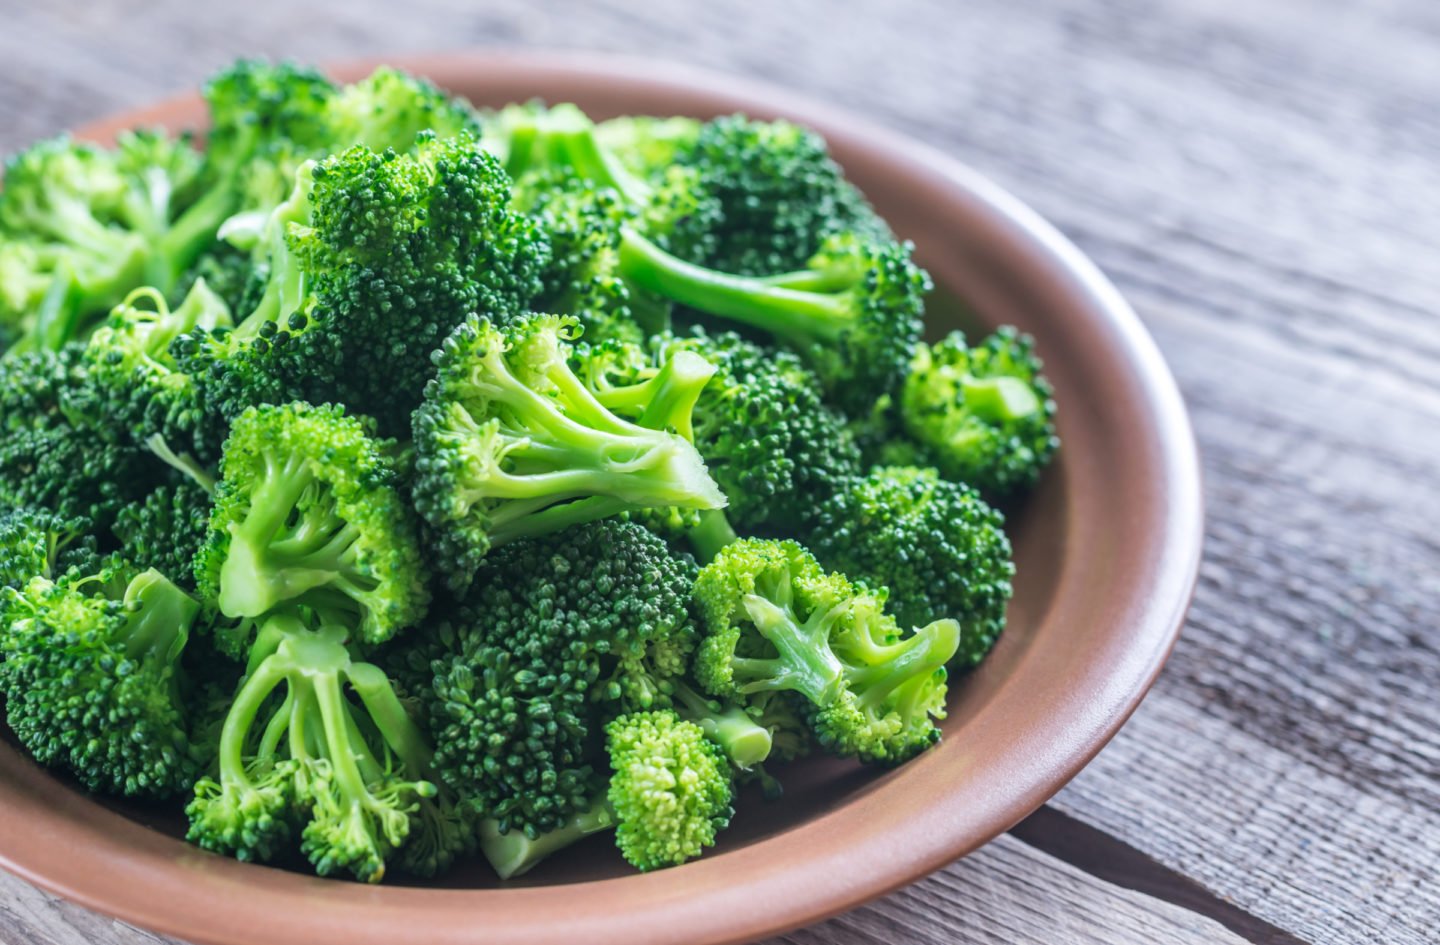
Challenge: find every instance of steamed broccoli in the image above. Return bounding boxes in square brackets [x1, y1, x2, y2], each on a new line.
[0, 561, 207, 797]
[411, 313, 725, 592]
[186, 613, 462, 882]
[891, 328, 1059, 496]
[194, 402, 429, 655]
[617, 229, 929, 415]
[606, 709, 734, 871]
[0, 506, 103, 590]
[693, 538, 959, 764]
[112, 478, 214, 587]
[805, 467, 1014, 668]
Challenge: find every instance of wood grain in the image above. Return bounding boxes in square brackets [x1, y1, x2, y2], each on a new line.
[0, 0, 1436, 943]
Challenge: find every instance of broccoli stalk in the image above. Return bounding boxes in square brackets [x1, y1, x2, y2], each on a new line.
[616, 229, 928, 414]
[478, 799, 617, 880]
[671, 679, 772, 770]
[186, 616, 446, 883]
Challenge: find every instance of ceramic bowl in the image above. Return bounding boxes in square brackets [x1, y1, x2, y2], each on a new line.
[0, 51, 1202, 945]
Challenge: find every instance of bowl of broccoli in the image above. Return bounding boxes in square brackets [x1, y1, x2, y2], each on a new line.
[0, 51, 1202, 945]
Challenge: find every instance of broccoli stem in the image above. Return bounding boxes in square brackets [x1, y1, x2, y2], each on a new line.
[617, 228, 850, 347]
[735, 594, 846, 704]
[687, 510, 739, 565]
[119, 569, 198, 666]
[478, 799, 616, 880]
[672, 681, 772, 769]
[845, 618, 960, 710]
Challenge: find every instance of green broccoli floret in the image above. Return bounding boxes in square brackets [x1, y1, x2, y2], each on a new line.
[594, 115, 702, 178]
[581, 328, 861, 536]
[693, 538, 958, 764]
[0, 131, 223, 348]
[0, 506, 102, 589]
[194, 402, 429, 656]
[186, 614, 459, 882]
[670, 115, 890, 275]
[170, 243, 259, 315]
[617, 229, 929, 416]
[390, 520, 700, 839]
[606, 709, 734, 871]
[0, 343, 157, 528]
[477, 796, 616, 880]
[481, 102, 654, 207]
[0, 562, 207, 797]
[324, 66, 478, 151]
[805, 466, 1014, 668]
[411, 313, 725, 592]
[894, 328, 1059, 495]
[112, 478, 214, 588]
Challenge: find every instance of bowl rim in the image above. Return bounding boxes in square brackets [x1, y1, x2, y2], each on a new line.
[0, 50, 1203, 945]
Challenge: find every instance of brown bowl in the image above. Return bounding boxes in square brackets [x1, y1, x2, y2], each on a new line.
[0, 51, 1202, 945]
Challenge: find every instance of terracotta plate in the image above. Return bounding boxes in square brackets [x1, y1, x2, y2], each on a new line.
[0, 52, 1202, 945]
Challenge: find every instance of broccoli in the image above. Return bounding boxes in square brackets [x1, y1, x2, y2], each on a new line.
[616, 229, 929, 415]
[410, 313, 725, 592]
[606, 709, 734, 871]
[391, 519, 700, 838]
[0, 343, 157, 528]
[805, 467, 1014, 668]
[481, 102, 654, 207]
[194, 402, 429, 655]
[0, 561, 207, 797]
[0, 506, 102, 590]
[324, 66, 478, 151]
[581, 328, 861, 537]
[170, 243, 259, 315]
[478, 797, 616, 880]
[112, 478, 214, 588]
[892, 328, 1059, 496]
[669, 115, 889, 275]
[186, 613, 464, 882]
[693, 538, 959, 764]
[594, 115, 702, 178]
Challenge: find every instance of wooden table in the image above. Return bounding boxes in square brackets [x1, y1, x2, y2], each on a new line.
[1, 1, 1435, 943]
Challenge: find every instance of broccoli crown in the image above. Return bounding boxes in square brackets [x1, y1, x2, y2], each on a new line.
[213, 134, 548, 433]
[804, 466, 1014, 668]
[201, 59, 336, 180]
[581, 328, 861, 532]
[671, 115, 890, 275]
[616, 229, 929, 416]
[411, 313, 725, 592]
[594, 115, 702, 178]
[186, 615, 452, 882]
[0, 343, 157, 528]
[693, 538, 958, 764]
[606, 709, 733, 871]
[323, 66, 478, 152]
[194, 402, 429, 654]
[897, 327, 1060, 495]
[0, 506, 102, 590]
[391, 519, 699, 839]
[0, 563, 205, 797]
[72, 282, 234, 462]
[0, 131, 214, 343]
[112, 479, 213, 588]
[170, 243, 259, 315]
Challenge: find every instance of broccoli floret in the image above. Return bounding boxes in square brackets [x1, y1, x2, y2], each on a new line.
[0, 506, 102, 589]
[194, 402, 429, 656]
[805, 467, 1014, 668]
[186, 614, 455, 882]
[411, 313, 725, 592]
[170, 243, 259, 314]
[481, 102, 653, 207]
[323, 66, 478, 151]
[113, 478, 214, 588]
[894, 328, 1059, 495]
[606, 709, 733, 871]
[392, 519, 699, 838]
[594, 115, 702, 178]
[581, 328, 861, 535]
[0, 131, 222, 347]
[693, 538, 958, 764]
[617, 229, 929, 416]
[0, 343, 157, 528]
[0, 562, 207, 797]
[670, 115, 889, 275]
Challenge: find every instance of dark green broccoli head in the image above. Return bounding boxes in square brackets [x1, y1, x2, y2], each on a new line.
[606, 709, 733, 871]
[411, 313, 724, 592]
[580, 328, 861, 533]
[200, 59, 336, 180]
[113, 478, 213, 588]
[898, 327, 1059, 496]
[194, 402, 430, 655]
[0, 506, 103, 590]
[0, 562, 206, 797]
[391, 519, 699, 839]
[693, 538, 958, 764]
[805, 466, 1014, 668]
[671, 115, 890, 275]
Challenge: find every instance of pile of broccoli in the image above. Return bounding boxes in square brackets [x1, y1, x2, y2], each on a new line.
[0, 61, 1058, 883]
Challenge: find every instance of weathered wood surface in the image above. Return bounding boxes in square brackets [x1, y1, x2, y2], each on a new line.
[1, 1, 1437, 943]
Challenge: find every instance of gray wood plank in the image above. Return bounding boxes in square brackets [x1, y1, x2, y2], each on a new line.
[0, 0, 1435, 942]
